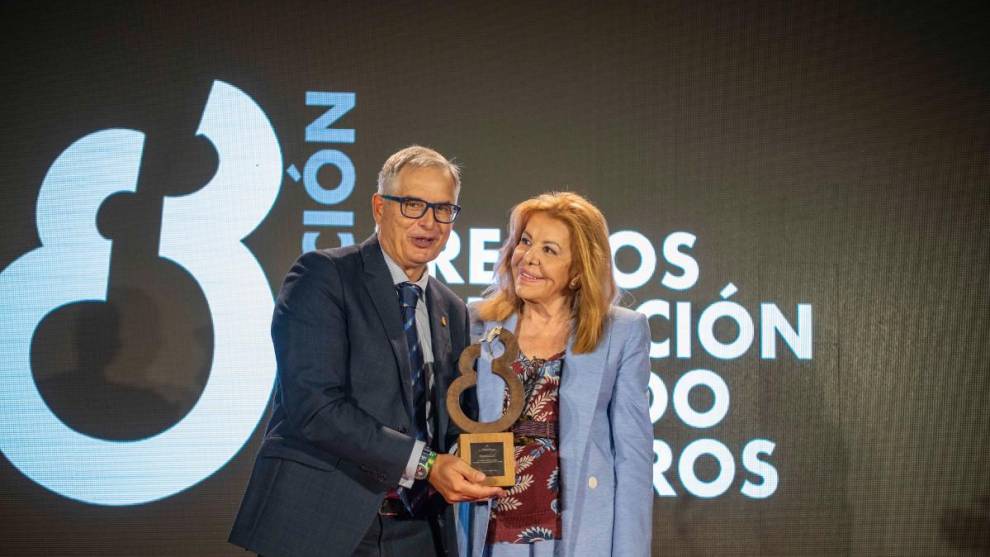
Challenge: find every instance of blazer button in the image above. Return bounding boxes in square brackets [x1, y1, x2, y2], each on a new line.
[588, 476, 598, 489]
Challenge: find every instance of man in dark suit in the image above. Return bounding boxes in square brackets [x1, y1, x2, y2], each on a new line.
[230, 146, 502, 557]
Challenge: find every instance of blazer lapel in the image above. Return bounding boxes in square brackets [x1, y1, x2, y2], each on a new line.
[360, 236, 414, 422]
[559, 324, 611, 544]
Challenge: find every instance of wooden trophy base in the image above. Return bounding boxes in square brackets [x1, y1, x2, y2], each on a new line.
[458, 432, 515, 487]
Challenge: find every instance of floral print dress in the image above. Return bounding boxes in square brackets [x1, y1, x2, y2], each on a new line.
[486, 351, 565, 548]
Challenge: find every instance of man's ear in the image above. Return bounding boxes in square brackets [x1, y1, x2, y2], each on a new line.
[371, 193, 384, 225]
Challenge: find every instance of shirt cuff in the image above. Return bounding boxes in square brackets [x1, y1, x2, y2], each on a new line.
[399, 439, 426, 488]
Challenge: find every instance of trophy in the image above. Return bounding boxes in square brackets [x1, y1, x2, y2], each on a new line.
[445, 327, 525, 487]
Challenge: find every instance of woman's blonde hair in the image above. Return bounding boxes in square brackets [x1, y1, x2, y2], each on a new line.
[477, 191, 617, 353]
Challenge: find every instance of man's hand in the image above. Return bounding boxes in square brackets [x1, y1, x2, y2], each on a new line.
[428, 454, 506, 503]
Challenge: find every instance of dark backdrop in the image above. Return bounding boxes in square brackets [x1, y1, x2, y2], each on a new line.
[1, 1, 988, 555]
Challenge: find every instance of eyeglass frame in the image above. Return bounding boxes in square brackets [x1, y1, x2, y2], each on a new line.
[378, 194, 462, 223]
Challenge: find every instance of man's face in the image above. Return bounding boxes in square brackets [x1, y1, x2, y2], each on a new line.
[373, 165, 457, 280]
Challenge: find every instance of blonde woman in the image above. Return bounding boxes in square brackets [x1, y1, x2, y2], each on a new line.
[458, 192, 653, 557]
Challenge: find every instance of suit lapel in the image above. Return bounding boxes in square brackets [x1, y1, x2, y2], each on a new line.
[360, 236, 414, 422]
[559, 322, 611, 544]
[426, 278, 451, 371]
[426, 278, 452, 445]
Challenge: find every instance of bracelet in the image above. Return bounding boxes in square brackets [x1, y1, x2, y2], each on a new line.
[415, 449, 438, 480]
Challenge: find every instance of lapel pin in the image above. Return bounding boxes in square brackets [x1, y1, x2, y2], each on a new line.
[441, 316, 448, 327]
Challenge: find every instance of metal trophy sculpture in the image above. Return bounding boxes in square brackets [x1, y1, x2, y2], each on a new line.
[446, 327, 525, 487]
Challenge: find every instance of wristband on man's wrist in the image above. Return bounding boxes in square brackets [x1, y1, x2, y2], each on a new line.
[415, 448, 437, 480]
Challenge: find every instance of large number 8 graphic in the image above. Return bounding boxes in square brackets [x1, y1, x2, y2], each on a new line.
[0, 81, 282, 505]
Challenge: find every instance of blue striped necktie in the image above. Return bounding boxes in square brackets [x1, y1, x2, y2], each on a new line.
[397, 282, 430, 443]
[397, 282, 434, 514]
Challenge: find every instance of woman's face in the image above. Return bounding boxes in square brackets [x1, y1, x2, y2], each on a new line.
[510, 212, 575, 307]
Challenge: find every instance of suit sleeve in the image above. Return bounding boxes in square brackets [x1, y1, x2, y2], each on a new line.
[271, 251, 414, 483]
[609, 312, 654, 557]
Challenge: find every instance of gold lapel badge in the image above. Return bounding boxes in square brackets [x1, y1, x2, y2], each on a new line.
[441, 316, 448, 327]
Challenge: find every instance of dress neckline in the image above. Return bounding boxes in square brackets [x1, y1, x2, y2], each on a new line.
[518, 350, 566, 365]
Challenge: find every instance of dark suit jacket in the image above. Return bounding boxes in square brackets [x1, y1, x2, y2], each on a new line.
[230, 235, 470, 557]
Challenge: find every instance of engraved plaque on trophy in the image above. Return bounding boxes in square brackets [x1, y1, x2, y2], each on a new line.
[446, 327, 525, 487]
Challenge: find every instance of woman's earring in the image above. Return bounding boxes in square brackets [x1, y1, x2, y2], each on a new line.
[569, 278, 580, 290]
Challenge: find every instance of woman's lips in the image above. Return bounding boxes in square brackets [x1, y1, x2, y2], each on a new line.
[518, 270, 543, 283]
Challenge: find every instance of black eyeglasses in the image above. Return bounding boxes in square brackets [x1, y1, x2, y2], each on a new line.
[380, 195, 461, 223]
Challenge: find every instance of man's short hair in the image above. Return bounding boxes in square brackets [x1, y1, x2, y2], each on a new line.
[377, 145, 462, 198]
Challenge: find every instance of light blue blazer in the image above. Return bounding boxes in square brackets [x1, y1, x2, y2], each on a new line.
[457, 305, 654, 557]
